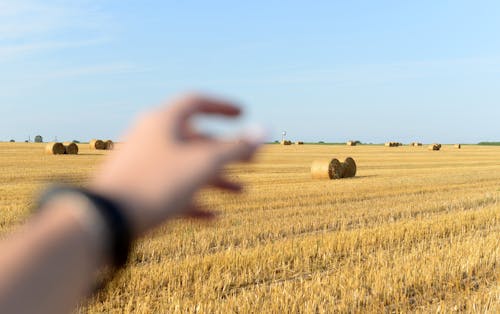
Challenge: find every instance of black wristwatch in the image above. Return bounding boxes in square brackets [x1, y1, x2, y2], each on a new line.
[37, 186, 133, 270]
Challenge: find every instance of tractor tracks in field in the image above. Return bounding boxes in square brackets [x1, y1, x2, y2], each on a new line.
[214, 226, 499, 301]
[132, 196, 499, 266]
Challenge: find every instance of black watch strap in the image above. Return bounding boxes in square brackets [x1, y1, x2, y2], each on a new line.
[37, 185, 133, 270]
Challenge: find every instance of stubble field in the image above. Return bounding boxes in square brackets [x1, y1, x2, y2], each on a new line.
[0, 143, 498, 313]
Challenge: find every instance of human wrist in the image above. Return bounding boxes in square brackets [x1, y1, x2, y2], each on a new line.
[38, 193, 112, 268]
[87, 182, 146, 237]
[38, 186, 133, 270]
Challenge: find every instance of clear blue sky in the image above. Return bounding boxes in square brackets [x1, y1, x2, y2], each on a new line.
[1, 0, 499, 143]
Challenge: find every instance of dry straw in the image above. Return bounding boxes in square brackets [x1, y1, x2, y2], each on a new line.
[311, 159, 343, 179]
[45, 142, 66, 155]
[455, 144, 461, 149]
[90, 139, 106, 150]
[342, 157, 357, 178]
[346, 141, 356, 146]
[63, 142, 79, 155]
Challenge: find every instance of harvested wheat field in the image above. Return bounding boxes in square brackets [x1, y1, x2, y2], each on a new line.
[0, 142, 499, 313]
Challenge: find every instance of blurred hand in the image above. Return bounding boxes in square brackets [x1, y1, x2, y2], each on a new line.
[90, 94, 263, 237]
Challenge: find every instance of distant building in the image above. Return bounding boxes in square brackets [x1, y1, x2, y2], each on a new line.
[34, 135, 43, 143]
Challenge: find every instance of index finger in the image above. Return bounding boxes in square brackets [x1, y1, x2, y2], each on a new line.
[168, 94, 242, 125]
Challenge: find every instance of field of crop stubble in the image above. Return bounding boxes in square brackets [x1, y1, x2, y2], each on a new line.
[0, 143, 498, 313]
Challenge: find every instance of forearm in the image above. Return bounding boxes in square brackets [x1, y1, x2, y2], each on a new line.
[0, 195, 109, 314]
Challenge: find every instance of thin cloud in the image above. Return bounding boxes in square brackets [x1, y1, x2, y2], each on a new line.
[0, 38, 107, 59]
[0, 0, 110, 58]
[43, 63, 148, 79]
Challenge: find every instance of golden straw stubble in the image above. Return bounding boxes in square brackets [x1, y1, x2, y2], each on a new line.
[45, 142, 66, 155]
[63, 142, 79, 155]
[311, 158, 343, 179]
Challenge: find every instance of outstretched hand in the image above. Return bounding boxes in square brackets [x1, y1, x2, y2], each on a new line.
[90, 94, 263, 237]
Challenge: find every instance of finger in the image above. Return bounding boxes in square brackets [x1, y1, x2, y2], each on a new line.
[207, 141, 257, 169]
[170, 94, 242, 124]
[211, 177, 243, 192]
[209, 127, 266, 165]
[183, 125, 214, 141]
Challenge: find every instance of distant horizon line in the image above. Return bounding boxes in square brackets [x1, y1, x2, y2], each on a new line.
[1, 140, 499, 146]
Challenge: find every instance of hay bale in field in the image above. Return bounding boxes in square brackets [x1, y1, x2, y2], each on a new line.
[90, 139, 106, 150]
[63, 142, 79, 155]
[295, 141, 304, 145]
[342, 157, 357, 178]
[346, 141, 357, 146]
[411, 142, 422, 146]
[385, 142, 400, 147]
[104, 140, 114, 150]
[45, 142, 65, 155]
[455, 144, 461, 149]
[311, 159, 343, 179]
[428, 143, 441, 151]
[280, 140, 292, 145]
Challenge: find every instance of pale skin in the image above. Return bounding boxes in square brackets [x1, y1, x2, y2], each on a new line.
[0, 94, 263, 314]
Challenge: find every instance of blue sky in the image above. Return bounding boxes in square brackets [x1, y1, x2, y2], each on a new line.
[1, 0, 499, 143]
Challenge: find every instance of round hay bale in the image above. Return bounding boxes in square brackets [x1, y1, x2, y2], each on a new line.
[45, 142, 65, 155]
[295, 141, 304, 145]
[90, 139, 106, 150]
[428, 144, 441, 151]
[346, 141, 357, 146]
[454, 144, 461, 149]
[342, 157, 357, 178]
[311, 159, 343, 180]
[281, 140, 292, 146]
[386, 142, 400, 147]
[63, 142, 79, 155]
[104, 140, 114, 150]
